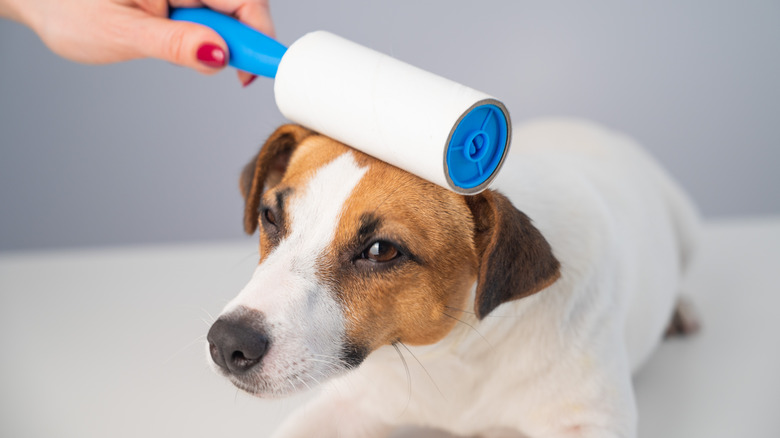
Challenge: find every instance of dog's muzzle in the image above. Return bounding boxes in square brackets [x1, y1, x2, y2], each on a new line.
[207, 307, 269, 375]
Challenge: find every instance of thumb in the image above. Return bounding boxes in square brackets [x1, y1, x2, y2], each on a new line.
[133, 16, 229, 74]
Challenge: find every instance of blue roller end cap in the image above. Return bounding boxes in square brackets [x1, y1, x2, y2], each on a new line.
[446, 103, 509, 191]
[170, 8, 287, 78]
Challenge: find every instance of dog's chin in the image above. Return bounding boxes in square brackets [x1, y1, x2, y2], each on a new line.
[211, 360, 353, 399]
[227, 374, 309, 398]
[227, 376, 296, 399]
[226, 373, 328, 398]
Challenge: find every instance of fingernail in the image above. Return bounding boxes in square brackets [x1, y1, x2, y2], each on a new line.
[242, 75, 258, 87]
[196, 43, 226, 68]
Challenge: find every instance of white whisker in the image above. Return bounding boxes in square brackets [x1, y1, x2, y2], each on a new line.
[392, 343, 412, 417]
[443, 311, 493, 349]
[163, 334, 207, 365]
[399, 342, 445, 399]
[295, 375, 312, 391]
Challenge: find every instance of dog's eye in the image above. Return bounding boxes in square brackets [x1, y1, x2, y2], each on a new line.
[262, 208, 277, 226]
[362, 241, 399, 263]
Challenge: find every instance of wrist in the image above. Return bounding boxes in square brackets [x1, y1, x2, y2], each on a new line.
[0, 0, 19, 21]
[0, 0, 36, 28]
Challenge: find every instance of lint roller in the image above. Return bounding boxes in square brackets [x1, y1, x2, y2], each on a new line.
[171, 8, 511, 194]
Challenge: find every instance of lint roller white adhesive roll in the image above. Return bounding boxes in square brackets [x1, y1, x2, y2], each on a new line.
[172, 8, 512, 194]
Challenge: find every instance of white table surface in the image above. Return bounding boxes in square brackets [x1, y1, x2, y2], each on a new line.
[1, 218, 779, 438]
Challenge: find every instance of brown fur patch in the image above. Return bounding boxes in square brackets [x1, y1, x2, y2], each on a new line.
[320, 151, 479, 351]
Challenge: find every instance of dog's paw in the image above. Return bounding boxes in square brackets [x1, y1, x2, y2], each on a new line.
[664, 296, 701, 338]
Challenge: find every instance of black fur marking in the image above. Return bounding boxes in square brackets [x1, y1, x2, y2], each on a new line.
[274, 187, 292, 213]
[357, 213, 382, 244]
[340, 343, 368, 369]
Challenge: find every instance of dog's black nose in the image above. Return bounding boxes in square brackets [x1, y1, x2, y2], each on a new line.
[207, 313, 269, 374]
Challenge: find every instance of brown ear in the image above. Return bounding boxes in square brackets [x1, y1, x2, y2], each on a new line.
[465, 190, 561, 319]
[240, 124, 314, 234]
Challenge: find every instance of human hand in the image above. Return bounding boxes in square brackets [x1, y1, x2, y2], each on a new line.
[0, 0, 274, 86]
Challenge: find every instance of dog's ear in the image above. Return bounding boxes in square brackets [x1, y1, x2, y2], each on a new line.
[465, 190, 561, 319]
[241, 124, 314, 234]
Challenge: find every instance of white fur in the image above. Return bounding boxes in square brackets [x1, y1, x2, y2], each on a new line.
[231, 119, 699, 437]
[220, 153, 368, 396]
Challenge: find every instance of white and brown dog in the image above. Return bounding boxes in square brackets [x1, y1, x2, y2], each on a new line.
[206, 118, 699, 438]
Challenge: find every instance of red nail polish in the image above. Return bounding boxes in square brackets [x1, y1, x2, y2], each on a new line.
[242, 75, 258, 87]
[196, 43, 226, 68]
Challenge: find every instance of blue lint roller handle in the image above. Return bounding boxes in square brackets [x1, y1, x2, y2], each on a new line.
[170, 7, 287, 78]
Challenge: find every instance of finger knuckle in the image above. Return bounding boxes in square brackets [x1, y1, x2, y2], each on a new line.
[165, 26, 189, 63]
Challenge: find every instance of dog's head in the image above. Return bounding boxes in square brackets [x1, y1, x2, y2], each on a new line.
[207, 125, 560, 397]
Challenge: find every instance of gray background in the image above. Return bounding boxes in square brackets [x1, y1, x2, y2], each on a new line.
[1, 0, 778, 252]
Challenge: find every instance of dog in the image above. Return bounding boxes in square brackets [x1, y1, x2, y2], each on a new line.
[206, 118, 700, 438]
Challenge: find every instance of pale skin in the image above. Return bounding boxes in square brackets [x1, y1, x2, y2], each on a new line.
[0, 0, 274, 85]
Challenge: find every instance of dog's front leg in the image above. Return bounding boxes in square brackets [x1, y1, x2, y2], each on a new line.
[271, 391, 392, 438]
